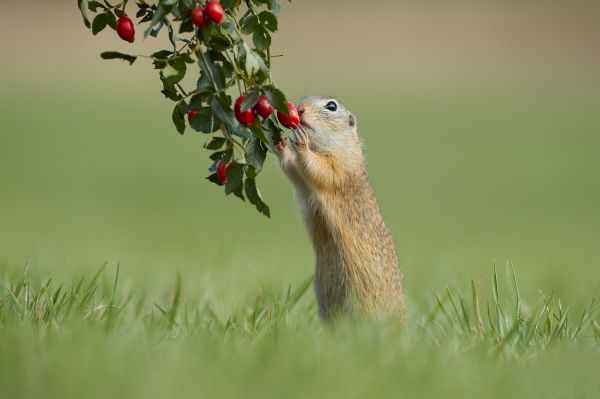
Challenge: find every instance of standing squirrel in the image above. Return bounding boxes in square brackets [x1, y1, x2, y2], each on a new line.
[276, 96, 406, 321]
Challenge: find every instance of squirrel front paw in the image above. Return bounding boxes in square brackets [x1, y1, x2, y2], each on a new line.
[290, 126, 309, 151]
[275, 137, 297, 170]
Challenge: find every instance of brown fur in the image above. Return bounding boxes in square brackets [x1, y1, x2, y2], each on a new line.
[276, 96, 406, 322]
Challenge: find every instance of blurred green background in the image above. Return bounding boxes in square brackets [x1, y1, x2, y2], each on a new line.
[1, 2, 600, 398]
[1, 1, 599, 306]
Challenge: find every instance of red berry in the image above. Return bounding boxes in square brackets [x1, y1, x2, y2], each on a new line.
[216, 159, 230, 183]
[255, 96, 273, 118]
[234, 95, 256, 126]
[116, 16, 135, 43]
[277, 102, 300, 129]
[204, 1, 224, 24]
[187, 110, 198, 124]
[190, 6, 206, 28]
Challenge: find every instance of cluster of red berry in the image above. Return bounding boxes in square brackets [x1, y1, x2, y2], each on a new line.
[188, 96, 299, 183]
[114, 1, 224, 44]
[191, 1, 224, 27]
[233, 96, 299, 128]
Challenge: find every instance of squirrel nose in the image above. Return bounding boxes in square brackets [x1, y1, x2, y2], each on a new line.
[297, 106, 305, 116]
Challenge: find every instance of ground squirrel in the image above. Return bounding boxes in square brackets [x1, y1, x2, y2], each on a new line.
[276, 96, 406, 321]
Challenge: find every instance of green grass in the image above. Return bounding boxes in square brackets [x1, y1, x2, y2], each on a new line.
[1, 263, 599, 398]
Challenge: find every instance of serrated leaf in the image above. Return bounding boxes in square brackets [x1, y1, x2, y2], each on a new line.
[207, 172, 224, 186]
[210, 95, 239, 131]
[253, 27, 271, 51]
[161, 85, 182, 101]
[196, 72, 214, 94]
[263, 118, 284, 146]
[263, 86, 288, 114]
[246, 136, 267, 172]
[160, 58, 187, 92]
[100, 51, 137, 65]
[221, 0, 241, 10]
[258, 11, 278, 32]
[241, 15, 259, 35]
[104, 10, 117, 30]
[209, 149, 232, 161]
[88, 1, 106, 12]
[179, 19, 194, 33]
[92, 13, 107, 35]
[239, 43, 268, 80]
[152, 50, 174, 59]
[225, 162, 245, 200]
[204, 137, 227, 150]
[198, 51, 226, 91]
[190, 107, 219, 133]
[161, 64, 179, 80]
[245, 178, 270, 217]
[172, 101, 187, 134]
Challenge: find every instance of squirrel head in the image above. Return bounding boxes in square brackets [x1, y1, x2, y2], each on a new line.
[296, 96, 360, 153]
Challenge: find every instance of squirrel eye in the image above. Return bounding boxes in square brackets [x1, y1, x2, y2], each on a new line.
[324, 101, 337, 112]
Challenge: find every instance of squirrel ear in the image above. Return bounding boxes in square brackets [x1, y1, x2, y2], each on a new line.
[349, 113, 357, 131]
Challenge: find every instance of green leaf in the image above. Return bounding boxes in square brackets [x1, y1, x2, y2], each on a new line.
[246, 136, 267, 172]
[88, 1, 106, 12]
[253, 27, 271, 51]
[239, 43, 268, 81]
[179, 19, 194, 33]
[78, 0, 91, 28]
[263, 118, 284, 146]
[100, 51, 137, 65]
[160, 57, 187, 98]
[207, 173, 224, 186]
[180, 0, 195, 9]
[241, 15, 259, 35]
[196, 72, 214, 94]
[221, 0, 241, 10]
[198, 51, 226, 91]
[210, 95, 239, 131]
[160, 0, 179, 5]
[104, 10, 117, 30]
[190, 107, 219, 133]
[161, 63, 180, 80]
[245, 177, 270, 217]
[204, 137, 227, 150]
[263, 86, 288, 114]
[144, 5, 167, 38]
[172, 101, 188, 134]
[240, 89, 260, 112]
[209, 149, 232, 161]
[258, 11, 278, 32]
[92, 13, 107, 35]
[231, 128, 252, 139]
[160, 85, 182, 101]
[225, 162, 245, 200]
[201, 23, 232, 51]
[249, 123, 269, 144]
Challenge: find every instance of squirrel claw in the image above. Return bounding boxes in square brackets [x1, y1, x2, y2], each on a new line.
[291, 126, 309, 149]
